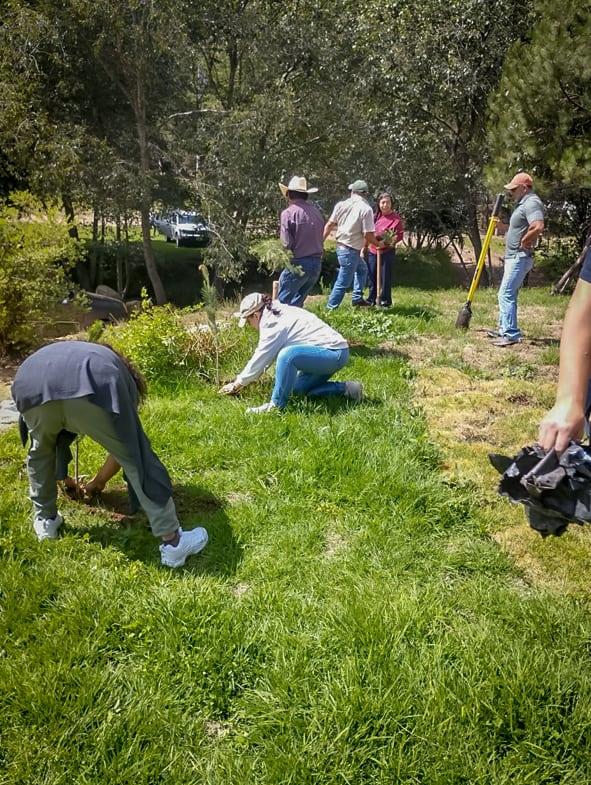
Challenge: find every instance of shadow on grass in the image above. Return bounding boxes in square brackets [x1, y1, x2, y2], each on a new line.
[380, 304, 439, 320]
[526, 337, 561, 347]
[350, 343, 411, 361]
[71, 484, 242, 576]
[290, 395, 383, 414]
[394, 250, 459, 290]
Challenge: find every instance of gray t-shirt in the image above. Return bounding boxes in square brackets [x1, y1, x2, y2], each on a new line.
[505, 192, 545, 256]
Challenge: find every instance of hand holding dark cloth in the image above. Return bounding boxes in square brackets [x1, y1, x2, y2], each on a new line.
[490, 442, 591, 537]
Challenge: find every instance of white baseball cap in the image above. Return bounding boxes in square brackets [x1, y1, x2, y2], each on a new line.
[233, 292, 264, 326]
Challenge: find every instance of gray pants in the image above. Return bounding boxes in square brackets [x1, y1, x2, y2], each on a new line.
[22, 397, 179, 538]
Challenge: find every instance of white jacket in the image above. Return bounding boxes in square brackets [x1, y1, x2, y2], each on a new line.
[236, 303, 348, 386]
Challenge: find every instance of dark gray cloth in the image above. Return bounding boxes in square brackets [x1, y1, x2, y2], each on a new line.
[12, 341, 138, 415]
[13, 341, 172, 507]
[489, 442, 591, 537]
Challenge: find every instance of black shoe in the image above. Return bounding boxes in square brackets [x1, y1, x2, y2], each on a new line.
[352, 299, 372, 307]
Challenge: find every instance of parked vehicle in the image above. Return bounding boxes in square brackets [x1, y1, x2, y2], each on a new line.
[152, 210, 210, 247]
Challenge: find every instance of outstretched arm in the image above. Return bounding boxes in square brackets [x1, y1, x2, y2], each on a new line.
[323, 219, 337, 241]
[538, 278, 591, 452]
[84, 455, 121, 495]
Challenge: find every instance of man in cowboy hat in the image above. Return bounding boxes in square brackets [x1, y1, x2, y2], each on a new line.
[488, 171, 545, 347]
[324, 179, 378, 309]
[277, 175, 325, 307]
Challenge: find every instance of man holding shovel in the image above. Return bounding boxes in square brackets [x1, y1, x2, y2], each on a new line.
[489, 172, 544, 347]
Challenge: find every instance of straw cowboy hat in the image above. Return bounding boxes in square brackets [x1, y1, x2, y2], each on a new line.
[278, 175, 319, 197]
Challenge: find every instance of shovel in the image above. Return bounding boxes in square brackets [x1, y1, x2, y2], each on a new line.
[376, 248, 382, 307]
[455, 193, 504, 329]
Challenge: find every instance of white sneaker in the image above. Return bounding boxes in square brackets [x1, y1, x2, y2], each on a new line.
[246, 401, 278, 414]
[33, 513, 64, 541]
[344, 381, 364, 402]
[160, 527, 208, 568]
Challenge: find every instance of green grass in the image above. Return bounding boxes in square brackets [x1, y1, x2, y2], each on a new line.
[1, 254, 591, 783]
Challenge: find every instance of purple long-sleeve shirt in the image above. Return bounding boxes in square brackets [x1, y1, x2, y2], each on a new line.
[279, 199, 324, 259]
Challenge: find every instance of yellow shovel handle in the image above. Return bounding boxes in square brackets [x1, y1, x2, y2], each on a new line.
[466, 194, 504, 304]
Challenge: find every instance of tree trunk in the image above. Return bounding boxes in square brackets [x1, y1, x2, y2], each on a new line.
[62, 194, 79, 240]
[134, 76, 168, 304]
[212, 268, 225, 298]
[467, 202, 489, 286]
[140, 203, 167, 304]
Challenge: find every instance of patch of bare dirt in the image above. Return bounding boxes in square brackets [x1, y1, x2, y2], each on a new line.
[232, 582, 250, 598]
[324, 531, 346, 559]
[205, 720, 231, 739]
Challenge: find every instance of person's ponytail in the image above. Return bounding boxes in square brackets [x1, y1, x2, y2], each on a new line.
[261, 294, 281, 316]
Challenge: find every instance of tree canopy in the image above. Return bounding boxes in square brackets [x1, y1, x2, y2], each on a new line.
[0, 0, 589, 299]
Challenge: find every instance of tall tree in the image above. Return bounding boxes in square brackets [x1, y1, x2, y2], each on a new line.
[351, 0, 534, 256]
[0, 0, 199, 303]
[487, 0, 591, 239]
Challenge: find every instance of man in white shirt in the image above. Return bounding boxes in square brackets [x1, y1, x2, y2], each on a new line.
[324, 179, 378, 309]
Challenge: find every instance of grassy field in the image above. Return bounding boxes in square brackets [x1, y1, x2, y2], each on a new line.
[2, 250, 591, 784]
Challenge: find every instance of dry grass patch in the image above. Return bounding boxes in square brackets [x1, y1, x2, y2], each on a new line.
[324, 531, 347, 559]
[232, 582, 251, 598]
[412, 324, 591, 595]
[494, 525, 591, 597]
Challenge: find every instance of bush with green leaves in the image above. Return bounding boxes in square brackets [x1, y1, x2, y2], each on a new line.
[101, 301, 250, 385]
[535, 237, 581, 280]
[248, 238, 292, 275]
[0, 191, 80, 353]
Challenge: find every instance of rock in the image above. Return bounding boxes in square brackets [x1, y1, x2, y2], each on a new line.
[84, 291, 128, 322]
[95, 285, 123, 301]
[0, 398, 19, 430]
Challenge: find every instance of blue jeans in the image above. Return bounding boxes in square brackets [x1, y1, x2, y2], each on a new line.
[278, 255, 322, 307]
[271, 345, 349, 409]
[327, 246, 368, 309]
[498, 252, 534, 341]
[367, 250, 395, 305]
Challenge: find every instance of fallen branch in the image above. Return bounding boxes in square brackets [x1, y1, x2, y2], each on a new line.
[552, 234, 591, 294]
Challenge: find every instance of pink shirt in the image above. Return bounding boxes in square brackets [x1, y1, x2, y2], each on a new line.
[369, 212, 404, 254]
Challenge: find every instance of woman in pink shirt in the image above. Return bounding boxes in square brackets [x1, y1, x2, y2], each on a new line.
[366, 193, 404, 307]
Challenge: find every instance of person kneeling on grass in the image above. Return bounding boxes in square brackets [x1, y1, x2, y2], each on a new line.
[12, 341, 208, 569]
[219, 293, 363, 413]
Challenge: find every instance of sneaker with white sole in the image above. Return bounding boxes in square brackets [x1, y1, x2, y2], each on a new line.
[33, 513, 64, 541]
[246, 401, 278, 414]
[344, 380, 364, 402]
[160, 527, 208, 568]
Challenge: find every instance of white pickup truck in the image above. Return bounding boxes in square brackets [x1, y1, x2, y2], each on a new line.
[152, 210, 210, 247]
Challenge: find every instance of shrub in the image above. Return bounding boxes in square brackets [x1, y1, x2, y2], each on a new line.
[0, 191, 80, 353]
[101, 301, 249, 384]
[536, 237, 580, 280]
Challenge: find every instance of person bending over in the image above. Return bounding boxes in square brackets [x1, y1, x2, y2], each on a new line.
[12, 341, 208, 568]
[219, 293, 363, 413]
